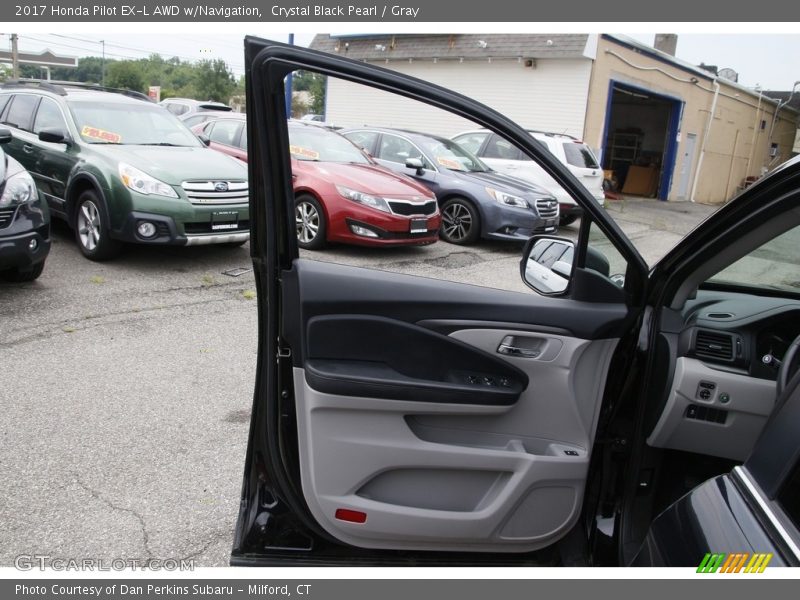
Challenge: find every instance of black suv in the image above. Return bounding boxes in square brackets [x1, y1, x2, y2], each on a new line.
[0, 80, 249, 261]
[0, 127, 49, 281]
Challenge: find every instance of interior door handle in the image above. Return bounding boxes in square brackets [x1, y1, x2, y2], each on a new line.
[496, 335, 543, 359]
[22, 144, 34, 154]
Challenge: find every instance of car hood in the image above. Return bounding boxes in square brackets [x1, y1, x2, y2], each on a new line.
[90, 145, 248, 184]
[297, 161, 434, 199]
[448, 168, 553, 198]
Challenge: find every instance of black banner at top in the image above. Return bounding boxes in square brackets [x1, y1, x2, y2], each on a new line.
[4, 0, 800, 22]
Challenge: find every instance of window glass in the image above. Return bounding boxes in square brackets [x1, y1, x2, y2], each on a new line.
[182, 114, 209, 128]
[484, 135, 521, 160]
[563, 142, 600, 169]
[344, 130, 379, 153]
[165, 103, 188, 116]
[453, 132, 489, 155]
[208, 120, 242, 147]
[33, 98, 66, 133]
[0, 94, 11, 119]
[4, 94, 40, 131]
[378, 134, 422, 165]
[707, 225, 800, 294]
[289, 125, 370, 163]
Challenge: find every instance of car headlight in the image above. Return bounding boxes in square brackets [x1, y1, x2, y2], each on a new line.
[0, 169, 37, 207]
[118, 162, 178, 198]
[485, 187, 528, 208]
[336, 185, 391, 214]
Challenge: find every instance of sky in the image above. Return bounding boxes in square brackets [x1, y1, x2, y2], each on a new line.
[5, 32, 800, 92]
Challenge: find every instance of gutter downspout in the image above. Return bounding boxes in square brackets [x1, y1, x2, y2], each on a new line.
[745, 86, 763, 178]
[690, 77, 720, 203]
[766, 80, 800, 170]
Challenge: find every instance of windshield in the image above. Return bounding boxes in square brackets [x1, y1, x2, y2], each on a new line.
[68, 100, 201, 147]
[288, 126, 370, 163]
[417, 137, 487, 173]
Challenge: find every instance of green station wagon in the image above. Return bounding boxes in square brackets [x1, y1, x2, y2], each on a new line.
[0, 80, 250, 261]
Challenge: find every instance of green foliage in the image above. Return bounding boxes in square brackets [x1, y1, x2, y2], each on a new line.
[292, 70, 326, 115]
[106, 61, 146, 92]
[193, 59, 235, 103]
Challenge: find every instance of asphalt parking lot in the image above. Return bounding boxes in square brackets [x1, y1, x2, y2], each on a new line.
[0, 197, 715, 567]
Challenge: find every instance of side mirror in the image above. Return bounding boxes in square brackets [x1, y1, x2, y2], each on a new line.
[198, 134, 211, 147]
[520, 235, 575, 295]
[0, 128, 11, 144]
[38, 128, 71, 145]
[405, 157, 425, 175]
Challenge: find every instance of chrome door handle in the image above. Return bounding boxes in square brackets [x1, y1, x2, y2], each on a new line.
[497, 344, 540, 358]
[496, 335, 544, 359]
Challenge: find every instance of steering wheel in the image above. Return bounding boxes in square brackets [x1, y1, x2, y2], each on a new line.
[777, 333, 800, 398]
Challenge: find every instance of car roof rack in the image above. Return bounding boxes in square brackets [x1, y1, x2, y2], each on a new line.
[2, 79, 154, 102]
[526, 129, 579, 140]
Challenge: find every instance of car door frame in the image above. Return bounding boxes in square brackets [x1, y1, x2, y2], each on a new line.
[233, 36, 650, 565]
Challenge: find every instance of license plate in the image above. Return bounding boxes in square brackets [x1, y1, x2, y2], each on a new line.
[410, 218, 428, 234]
[211, 211, 238, 231]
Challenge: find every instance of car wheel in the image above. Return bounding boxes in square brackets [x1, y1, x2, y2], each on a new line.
[1, 261, 45, 282]
[559, 214, 578, 226]
[440, 197, 480, 245]
[295, 195, 327, 250]
[74, 191, 122, 261]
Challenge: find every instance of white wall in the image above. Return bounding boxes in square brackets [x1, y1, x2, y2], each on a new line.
[324, 58, 593, 138]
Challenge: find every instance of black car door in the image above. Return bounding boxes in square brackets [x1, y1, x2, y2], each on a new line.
[233, 37, 648, 564]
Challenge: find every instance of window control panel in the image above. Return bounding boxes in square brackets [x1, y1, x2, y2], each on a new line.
[465, 374, 511, 388]
[685, 403, 727, 424]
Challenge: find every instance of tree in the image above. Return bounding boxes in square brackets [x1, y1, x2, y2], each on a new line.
[194, 59, 235, 103]
[292, 70, 326, 115]
[106, 61, 146, 92]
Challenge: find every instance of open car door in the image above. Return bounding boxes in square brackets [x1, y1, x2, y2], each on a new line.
[232, 37, 649, 565]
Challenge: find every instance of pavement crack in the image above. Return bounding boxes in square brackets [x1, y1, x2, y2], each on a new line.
[180, 532, 226, 562]
[74, 477, 154, 558]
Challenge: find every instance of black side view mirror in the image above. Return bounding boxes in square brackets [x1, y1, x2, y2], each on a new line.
[520, 235, 575, 296]
[38, 127, 71, 145]
[405, 157, 425, 175]
[197, 133, 211, 147]
[0, 128, 12, 144]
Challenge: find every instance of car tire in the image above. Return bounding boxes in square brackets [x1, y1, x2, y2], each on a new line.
[559, 214, 579, 226]
[1, 260, 45, 282]
[440, 197, 480, 245]
[295, 195, 327, 250]
[74, 190, 122, 261]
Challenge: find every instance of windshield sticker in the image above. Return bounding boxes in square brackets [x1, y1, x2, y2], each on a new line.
[81, 126, 122, 144]
[436, 156, 465, 171]
[289, 145, 320, 160]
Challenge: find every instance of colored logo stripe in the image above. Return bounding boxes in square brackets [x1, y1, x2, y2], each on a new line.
[697, 552, 773, 573]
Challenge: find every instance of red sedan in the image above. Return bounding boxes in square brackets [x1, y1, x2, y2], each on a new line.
[192, 118, 441, 249]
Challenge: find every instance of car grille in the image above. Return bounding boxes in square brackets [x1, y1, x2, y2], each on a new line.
[387, 199, 438, 216]
[0, 208, 16, 229]
[184, 220, 250, 234]
[181, 180, 248, 205]
[535, 197, 559, 219]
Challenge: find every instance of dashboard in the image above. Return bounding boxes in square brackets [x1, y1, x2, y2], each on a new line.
[647, 290, 800, 462]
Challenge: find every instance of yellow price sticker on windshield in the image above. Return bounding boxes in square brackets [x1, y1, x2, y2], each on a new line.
[81, 126, 122, 144]
[436, 156, 464, 171]
[289, 145, 320, 160]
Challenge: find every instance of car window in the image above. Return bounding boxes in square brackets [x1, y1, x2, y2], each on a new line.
[208, 120, 242, 147]
[68, 100, 201, 147]
[0, 94, 11, 119]
[378, 134, 423, 165]
[182, 114, 209, 128]
[165, 103, 189, 116]
[453, 132, 489, 155]
[288, 125, 370, 164]
[416, 137, 487, 173]
[345, 130, 379, 153]
[563, 142, 600, 169]
[33, 98, 66, 134]
[537, 242, 571, 269]
[4, 94, 40, 132]
[484, 134, 522, 160]
[706, 225, 800, 294]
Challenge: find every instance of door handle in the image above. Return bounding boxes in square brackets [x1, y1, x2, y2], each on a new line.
[496, 335, 543, 359]
[22, 143, 34, 154]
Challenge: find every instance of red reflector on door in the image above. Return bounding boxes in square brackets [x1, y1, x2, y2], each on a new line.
[335, 508, 367, 523]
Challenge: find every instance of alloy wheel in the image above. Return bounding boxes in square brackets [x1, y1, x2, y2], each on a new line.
[77, 200, 102, 251]
[296, 200, 320, 243]
[442, 202, 473, 242]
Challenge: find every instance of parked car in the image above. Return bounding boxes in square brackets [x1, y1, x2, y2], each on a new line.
[0, 127, 50, 281]
[0, 80, 250, 261]
[342, 127, 559, 244]
[159, 97, 232, 118]
[195, 118, 440, 249]
[233, 37, 800, 568]
[453, 129, 606, 226]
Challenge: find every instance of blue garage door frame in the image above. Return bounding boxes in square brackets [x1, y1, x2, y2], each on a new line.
[601, 80, 685, 201]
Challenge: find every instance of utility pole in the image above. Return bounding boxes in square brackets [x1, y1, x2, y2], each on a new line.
[100, 39, 105, 86]
[11, 33, 19, 79]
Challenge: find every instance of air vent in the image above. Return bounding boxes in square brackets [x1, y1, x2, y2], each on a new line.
[695, 329, 734, 361]
[707, 312, 735, 319]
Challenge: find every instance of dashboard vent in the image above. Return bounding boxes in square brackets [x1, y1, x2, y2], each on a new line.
[695, 330, 734, 361]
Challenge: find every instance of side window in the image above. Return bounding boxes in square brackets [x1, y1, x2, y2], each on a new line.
[165, 103, 188, 116]
[378, 135, 422, 165]
[345, 131, 378, 153]
[453, 132, 489, 155]
[483, 134, 521, 160]
[0, 94, 11, 120]
[538, 242, 571, 269]
[182, 114, 207, 128]
[33, 98, 66, 134]
[208, 120, 243, 147]
[4, 94, 40, 131]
